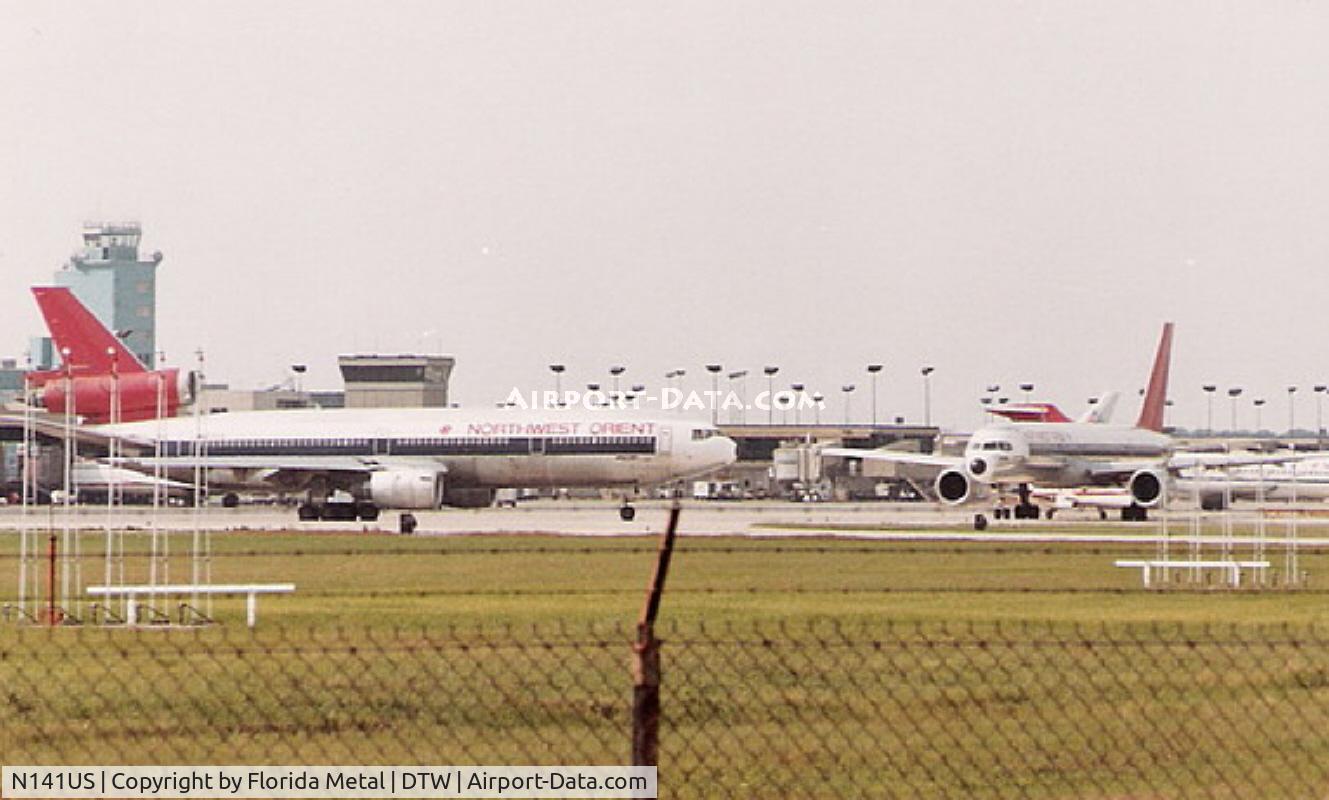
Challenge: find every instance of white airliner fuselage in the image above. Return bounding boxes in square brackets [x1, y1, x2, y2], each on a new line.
[964, 423, 1172, 488]
[96, 408, 737, 514]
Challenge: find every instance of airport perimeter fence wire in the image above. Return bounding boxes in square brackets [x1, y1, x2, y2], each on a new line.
[7, 621, 1329, 797]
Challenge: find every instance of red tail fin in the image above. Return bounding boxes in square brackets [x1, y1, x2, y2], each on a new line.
[32, 287, 147, 375]
[1135, 323, 1173, 432]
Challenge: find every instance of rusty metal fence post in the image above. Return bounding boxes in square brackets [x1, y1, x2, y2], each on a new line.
[632, 501, 680, 766]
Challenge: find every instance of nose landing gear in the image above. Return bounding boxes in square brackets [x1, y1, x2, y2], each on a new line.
[619, 503, 636, 522]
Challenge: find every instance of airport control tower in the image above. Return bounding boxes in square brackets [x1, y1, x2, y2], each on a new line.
[51, 221, 164, 368]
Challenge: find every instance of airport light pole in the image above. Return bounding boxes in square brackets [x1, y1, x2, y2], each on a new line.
[921, 366, 935, 426]
[1228, 388, 1243, 432]
[1288, 385, 1298, 435]
[610, 366, 625, 406]
[867, 364, 883, 426]
[1020, 383, 1034, 403]
[1253, 398, 1266, 433]
[706, 364, 722, 425]
[728, 370, 748, 424]
[1316, 385, 1327, 443]
[291, 364, 307, 395]
[841, 384, 856, 425]
[1202, 385, 1217, 434]
[549, 364, 566, 407]
[764, 366, 779, 425]
[812, 392, 825, 425]
[587, 383, 602, 407]
[791, 383, 805, 425]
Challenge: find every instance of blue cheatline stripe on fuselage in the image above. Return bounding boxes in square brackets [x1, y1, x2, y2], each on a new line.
[157, 436, 658, 458]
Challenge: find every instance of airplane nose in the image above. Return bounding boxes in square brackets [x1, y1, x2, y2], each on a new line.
[710, 436, 737, 468]
[719, 436, 737, 466]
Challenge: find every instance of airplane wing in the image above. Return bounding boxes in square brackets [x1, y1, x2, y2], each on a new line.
[818, 447, 962, 469]
[1168, 452, 1310, 470]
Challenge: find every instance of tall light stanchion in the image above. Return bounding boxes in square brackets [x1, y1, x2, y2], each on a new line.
[791, 383, 805, 426]
[60, 348, 74, 623]
[1254, 398, 1266, 433]
[1020, 383, 1034, 403]
[1288, 386, 1298, 436]
[867, 364, 883, 426]
[1316, 385, 1327, 446]
[842, 384, 855, 425]
[1228, 387, 1243, 433]
[548, 364, 566, 408]
[764, 366, 779, 425]
[19, 372, 33, 621]
[610, 366, 625, 408]
[151, 368, 165, 598]
[812, 392, 825, 425]
[706, 364, 722, 425]
[921, 366, 935, 426]
[1202, 385, 1216, 435]
[191, 349, 205, 621]
[729, 370, 748, 424]
[105, 348, 119, 623]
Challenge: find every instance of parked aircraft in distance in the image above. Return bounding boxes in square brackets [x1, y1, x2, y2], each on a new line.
[824, 324, 1294, 528]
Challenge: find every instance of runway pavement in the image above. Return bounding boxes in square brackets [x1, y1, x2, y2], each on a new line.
[3, 500, 1329, 546]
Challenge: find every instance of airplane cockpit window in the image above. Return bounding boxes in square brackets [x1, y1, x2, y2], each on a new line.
[692, 428, 720, 441]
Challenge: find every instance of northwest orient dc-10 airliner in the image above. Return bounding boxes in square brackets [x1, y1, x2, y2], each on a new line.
[71, 408, 738, 522]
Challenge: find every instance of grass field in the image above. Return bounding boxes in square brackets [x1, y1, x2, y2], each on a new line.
[3, 521, 1328, 628]
[4, 520, 1329, 796]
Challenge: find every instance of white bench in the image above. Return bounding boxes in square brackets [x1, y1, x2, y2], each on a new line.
[1114, 560, 1269, 588]
[87, 583, 296, 628]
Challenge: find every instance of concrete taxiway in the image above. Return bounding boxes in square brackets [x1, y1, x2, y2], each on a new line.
[3, 500, 1329, 546]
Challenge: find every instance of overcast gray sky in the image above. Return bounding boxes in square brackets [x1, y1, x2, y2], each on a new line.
[2, 1, 1327, 430]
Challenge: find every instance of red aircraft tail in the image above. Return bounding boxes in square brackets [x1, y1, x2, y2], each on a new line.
[987, 403, 1072, 423]
[1134, 322, 1174, 432]
[32, 287, 147, 375]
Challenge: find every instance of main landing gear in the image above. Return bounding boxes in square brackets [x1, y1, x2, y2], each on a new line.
[619, 503, 636, 522]
[296, 500, 380, 522]
[1120, 504, 1149, 522]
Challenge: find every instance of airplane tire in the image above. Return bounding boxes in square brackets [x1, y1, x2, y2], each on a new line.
[1045, 508, 1055, 520]
[222, 492, 240, 509]
[619, 505, 636, 522]
[399, 513, 418, 534]
[974, 514, 988, 531]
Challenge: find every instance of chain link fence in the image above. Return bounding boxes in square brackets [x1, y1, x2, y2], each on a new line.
[5, 620, 1329, 797]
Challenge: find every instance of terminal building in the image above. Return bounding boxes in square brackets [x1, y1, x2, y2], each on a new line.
[338, 354, 455, 408]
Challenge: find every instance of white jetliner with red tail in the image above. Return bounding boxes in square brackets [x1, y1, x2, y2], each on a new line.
[824, 324, 1288, 528]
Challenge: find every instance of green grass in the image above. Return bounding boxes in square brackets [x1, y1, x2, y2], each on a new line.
[3, 527, 1329, 796]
